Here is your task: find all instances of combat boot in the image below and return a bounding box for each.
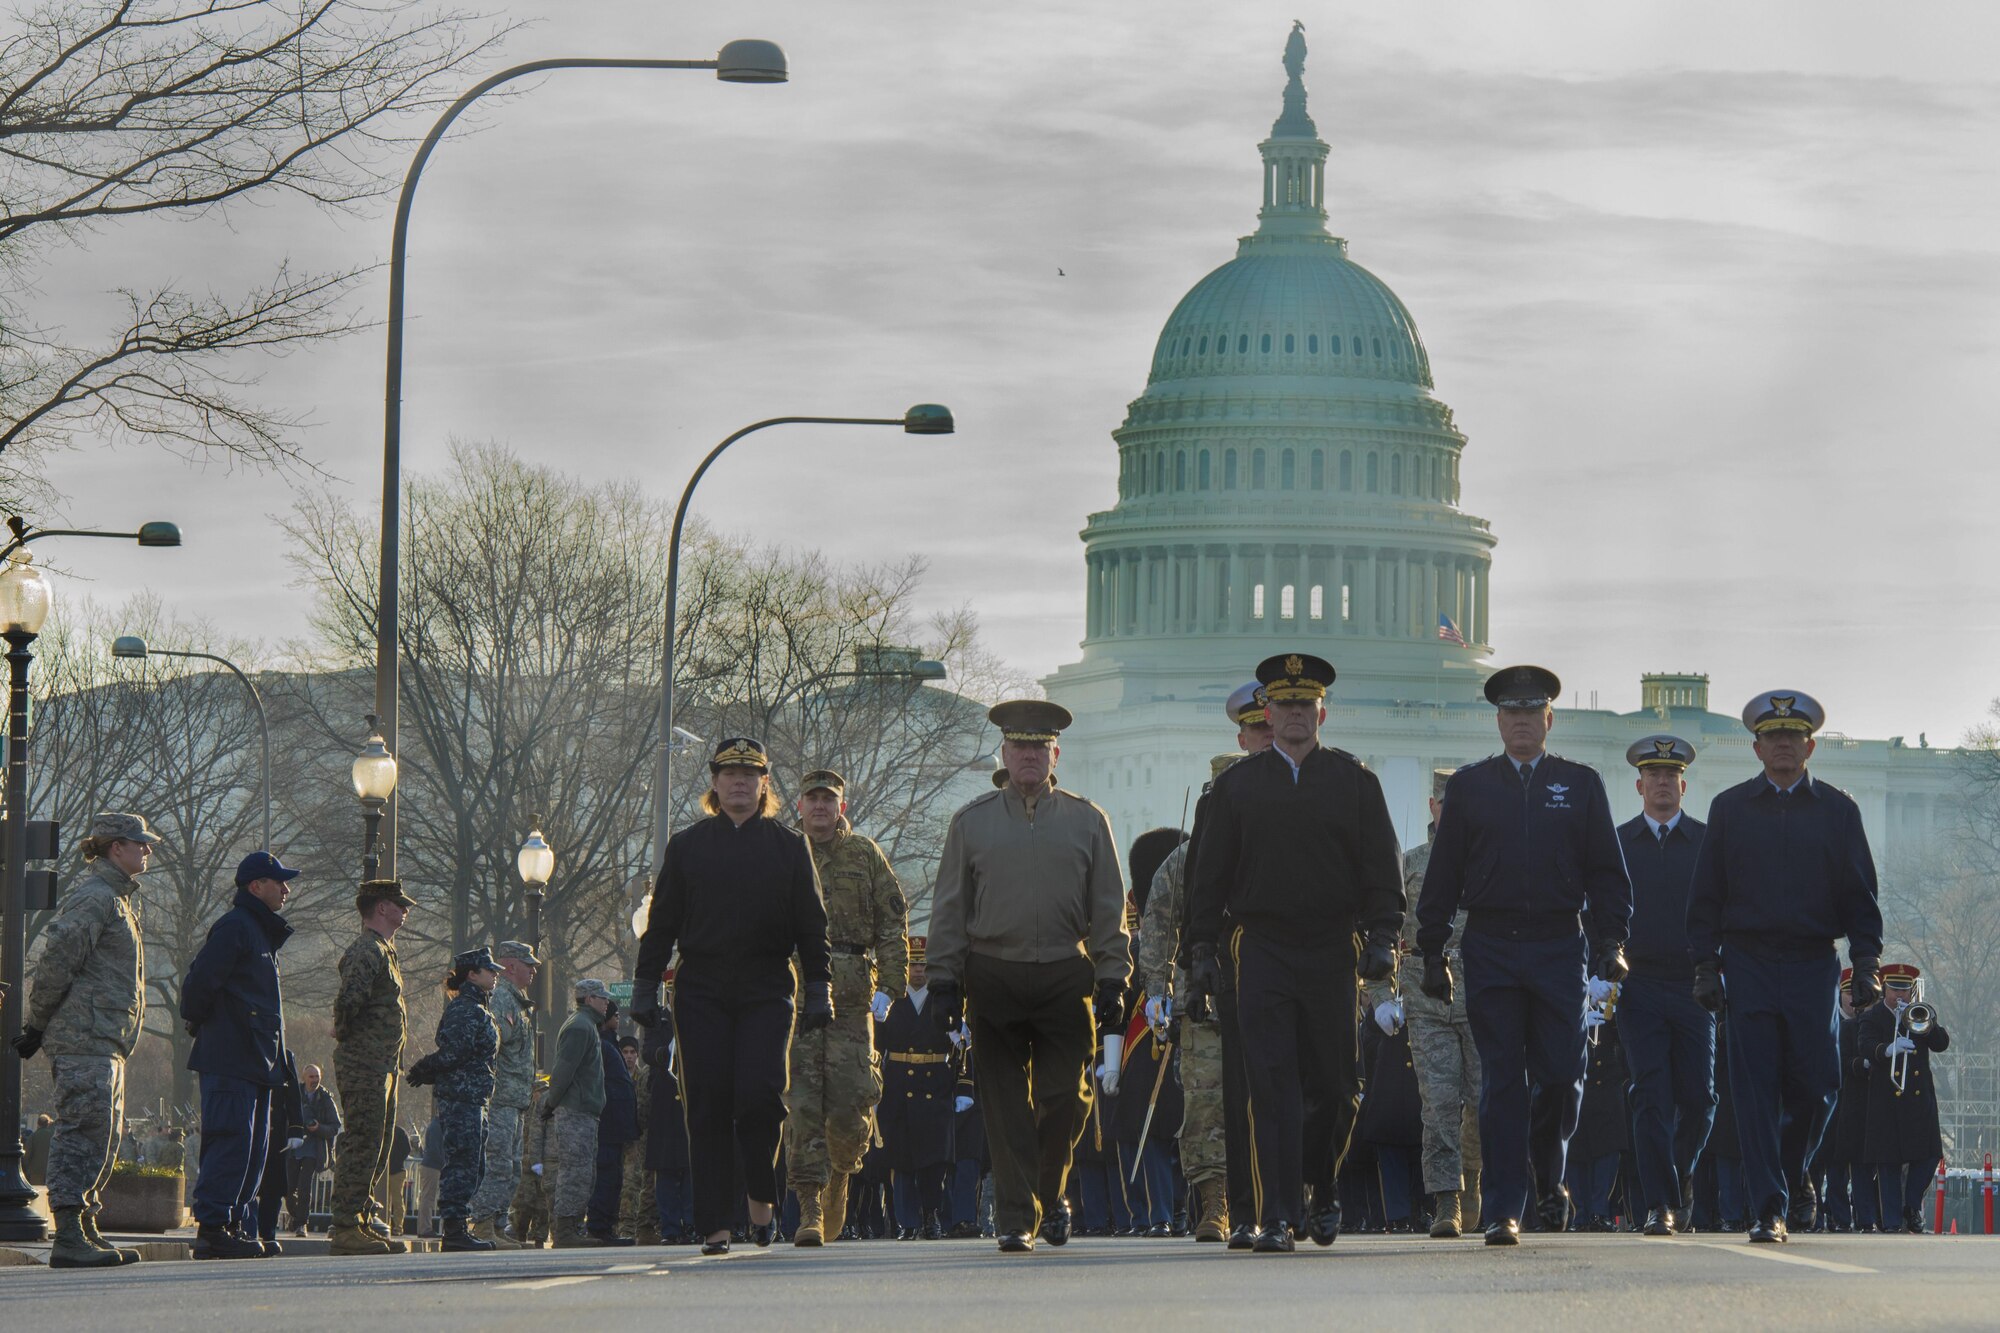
[635,1221,664,1246]
[552,1215,605,1249]
[49,1207,123,1269]
[1193,1178,1229,1242]
[472,1216,520,1250]
[365,1214,409,1252]
[1464,1169,1483,1224]
[794,1187,825,1247]
[823,1172,851,1240]
[78,1210,141,1264]
[192,1222,264,1260]
[1430,1190,1463,1239]
[442,1217,496,1252]
[328,1223,396,1256]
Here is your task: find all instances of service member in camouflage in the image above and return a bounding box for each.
[1364,768,1482,1238]
[616,1035,660,1244]
[328,879,414,1256]
[545,978,611,1248]
[787,768,910,1247]
[13,813,158,1269]
[513,1075,553,1247]
[466,939,539,1247]
[407,947,501,1251]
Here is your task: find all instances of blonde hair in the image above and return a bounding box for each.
[702,779,782,819]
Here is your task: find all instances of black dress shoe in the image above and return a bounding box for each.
[1748,1214,1788,1244]
[1144,1221,1170,1238]
[1902,1207,1925,1235]
[1681,1178,1697,1219]
[1536,1186,1571,1234]
[1484,1219,1521,1246]
[1040,1204,1072,1247]
[1787,1198,1817,1234]
[751,1222,774,1248]
[895,1226,917,1241]
[1227,1221,1260,1251]
[1252,1222,1296,1253]
[1642,1209,1675,1237]
[997,1231,1034,1253]
[1585,1214,1616,1233]
[701,1237,731,1256]
[1307,1206,1342,1247]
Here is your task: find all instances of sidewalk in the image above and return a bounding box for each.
[1,1194,441,1266]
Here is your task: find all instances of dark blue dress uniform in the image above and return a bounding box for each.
[1416,669,1632,1237]
[1613,734,1716,1224]
[1686,690,1883,1238]
[877,992,957,1225]
[1857,971,1949,1229]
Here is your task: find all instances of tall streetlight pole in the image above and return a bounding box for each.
[516,826,554,1069]
[352,718,398,881]
[373,40,790,879]
[110,637,271,850]
[654,406,955,871]
[0,518,179,1242]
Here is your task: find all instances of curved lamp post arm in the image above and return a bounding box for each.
[140,648,271,852]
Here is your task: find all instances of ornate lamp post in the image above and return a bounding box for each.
[516,826,554,1065]
[351,717,398,880]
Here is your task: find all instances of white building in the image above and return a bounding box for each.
[1043,29,1959,862]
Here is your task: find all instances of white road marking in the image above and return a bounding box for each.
[1688,1242,1876,1275]
[494,1275,605,1291]
[600,1264,651,1273]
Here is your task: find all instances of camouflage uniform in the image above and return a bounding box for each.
[1141,842,1225,1185]
[467,972,534,1222]
[618,1051,655,1238]
[786,823,909,1193]
[513,1079,552,1243]
[1364,839,1482,1194]
[545,1003,607,1221]
[419,983,498,1221]
[26,858,145,1217]
[330,927,406,1229]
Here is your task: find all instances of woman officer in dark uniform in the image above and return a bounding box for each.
[629,738,832,1254]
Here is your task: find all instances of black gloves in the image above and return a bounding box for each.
[1692,960,1725,1013]
[929,979,964,1033]
[1420,954,1453,1004]
[1092,980,1126,1034]
[405,1053,440,1087]
[540,1102,555,1122]
[11,1025,43,1060]
[798,986,834,1035]
[1357,929,1397,983]
[1185,943,1221,1020]
[1594,943,1630,984]
[1849,958,1881,1011]
[630,1003,660,1029]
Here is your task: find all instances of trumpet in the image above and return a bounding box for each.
[1889,992,1936,1094]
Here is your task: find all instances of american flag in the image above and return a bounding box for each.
[1437,614,1467,646]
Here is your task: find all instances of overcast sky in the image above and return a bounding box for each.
[25,0,2000,745]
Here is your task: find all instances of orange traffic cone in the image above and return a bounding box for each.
[1949,1220,1958,1234]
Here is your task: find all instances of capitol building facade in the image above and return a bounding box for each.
[1042,30,1960,865]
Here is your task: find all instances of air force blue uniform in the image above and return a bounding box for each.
[1417,752,1632,1228]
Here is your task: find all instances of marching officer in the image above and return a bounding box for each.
[1416,664,1633,1246]
[1687,690,1884,1243]
[1857,964,1949,1233]
[1614,734,1716,1236]
[876,937,957,1240]
[786,768,910,1248]
[1188,653,1406,1253]
[1364,768,1483,1239]
[629,737,832,1255]
[927,700,1130,1254]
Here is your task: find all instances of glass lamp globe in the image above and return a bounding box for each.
[351,729,398,804]
[517,829,555,888]
[0,547,53,636]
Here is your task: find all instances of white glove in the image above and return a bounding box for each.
[871,991,892,1023]
[1587,976,1616,1004]
[1144,995,1171,1029]
[286,1137,305,1153]
[1888,1035,1917,1055]
[949,1024,971,1050]
[1585,1008,1608,1030]
[531,1163,543,1176]
[955,1096,974,1114]
[1373,1000,1403,1035]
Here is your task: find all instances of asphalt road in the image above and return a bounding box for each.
[2,1233,1995,1330]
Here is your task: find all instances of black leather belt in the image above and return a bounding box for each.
[829,943,869,957]
[1465,909,1580,943]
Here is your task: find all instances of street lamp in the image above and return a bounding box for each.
[351,717,398,880]
[516,825,554,1065]
[0,516,178,1243]
[111,636,271,850]
[654,406,956,870]
[370,41,790,881]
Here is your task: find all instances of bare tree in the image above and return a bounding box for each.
[0,0,511,498]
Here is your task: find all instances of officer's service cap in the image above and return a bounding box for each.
[989,699,1072,743]
[453,946,497,974]
[1484,664,1560,710]
[1224,682,1269,727]
[1256,653,1335,702]
[1741,690,1823,736]
[800,768,845,796]
[1431,768,1455,800]
[91,811,161,845]
[1211,752,1245,779]
[709,736,769,772]
[1881,962,1921,988]
[495,940,541,967]
[1627,734,1697,771]
[357,878,415,909]
[907,934,927,962]
[574,978,612,1001]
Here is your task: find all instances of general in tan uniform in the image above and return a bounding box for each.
[787,767,910,1246]
[927,700,1130,1254]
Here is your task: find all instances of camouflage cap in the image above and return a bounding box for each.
[799,768,846,796]
[90,812,161,845]
[494,940,541,967]
[357,878,415,909]
[574,978,612,1001]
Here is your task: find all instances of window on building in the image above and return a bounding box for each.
[1138,454,1148,492]
[1339,450,1352,489]
[1280,584,1295,619]
[1156,450,1167,492]
[1330,335,1342,355]
[1253,583,1266,619]
[1342,584,1352,620]
[1311,585,1324,619]
[1281,449,1295,489]
[1175,451,1187,491]
[1284,333,1295,353]
[1182,337,1191,356]
[1197,335,1208,355]
[1224,451,1238,490]
[1367,453,1379,492]
[1252,450,1266,489]
[1308,334,1319,354]
[1372,337,1383,358]
[1311,451,1325,489]
[1260,333,1272,354]
[1391,453,1403,494]
[1238,334,1249,354]
[1199,450,1211,489]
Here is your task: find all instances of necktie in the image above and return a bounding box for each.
[1657,824,1669,846]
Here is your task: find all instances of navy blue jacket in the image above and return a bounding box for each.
[1618,812,1706,982]
[180,888,293,1086]
[598,1031,639,1145]
[1686,771,1883,964]
[424,985,498,1104]
[1417,752,1632,956]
